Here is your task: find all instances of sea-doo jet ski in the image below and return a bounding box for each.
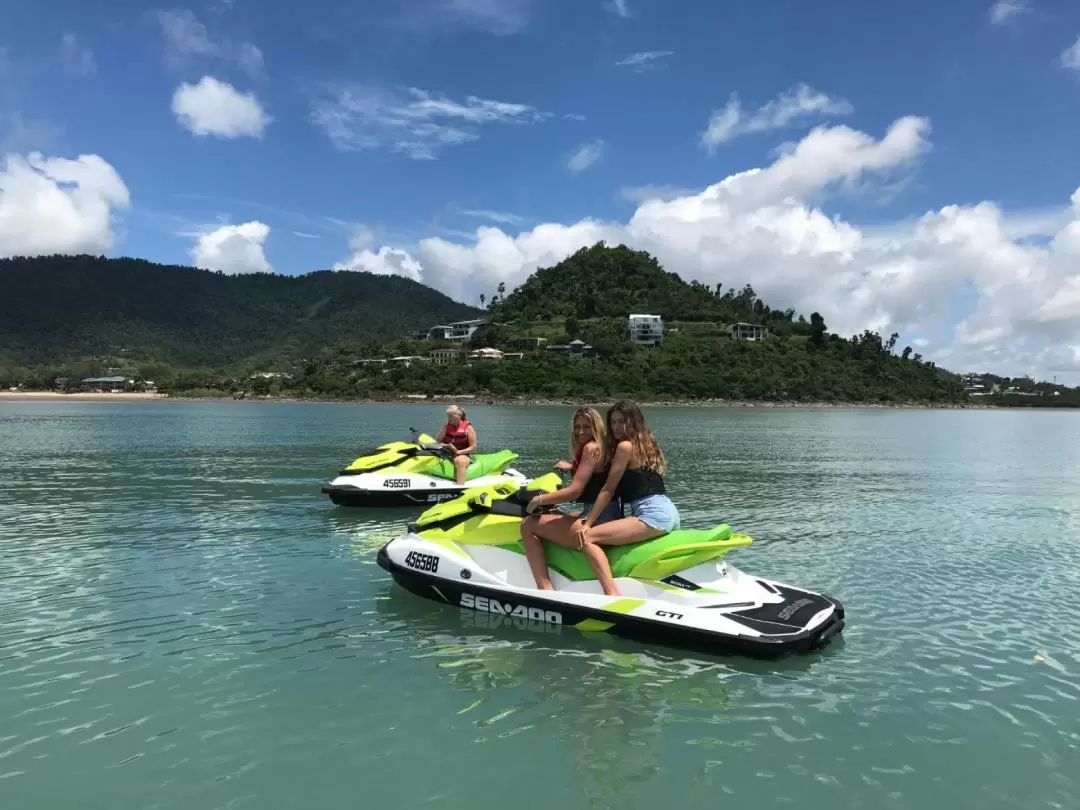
[323,429,529,508]
[376,474,845,658]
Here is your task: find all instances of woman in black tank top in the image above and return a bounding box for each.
[572,400,681,596]
[520,407,622,591]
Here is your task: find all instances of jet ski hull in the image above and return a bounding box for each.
[323,486,463,508]
[323,469,530,508]
[376,535,845,659]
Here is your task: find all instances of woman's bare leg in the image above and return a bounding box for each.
[585,517,664,547]
[532,515,589,548]
[453,454,470,485]
[581,518,666,596]
[521,514,562,590]
[579,543,620,595]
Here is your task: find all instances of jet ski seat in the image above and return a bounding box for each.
[531,525,753,582]
[429,449,520,482]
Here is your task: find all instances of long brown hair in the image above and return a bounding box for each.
[606,400,666,475]
[570,406,607,467]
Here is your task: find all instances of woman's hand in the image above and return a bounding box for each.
[525,496,542,515]
[574,519,591,550]
[553,460,572,473]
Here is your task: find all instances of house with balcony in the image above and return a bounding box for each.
[80,375,133,392]
[546,339,593,358]
[729,322,769,341]
[468,347,503,361]
[628,314,664,346]
[448,319,487,342]
[429,349,462,365]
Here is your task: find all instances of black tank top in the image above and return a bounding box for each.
[615,467,665,502]
[581,469,608,503]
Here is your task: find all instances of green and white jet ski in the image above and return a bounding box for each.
[323,429,528,508]
[376,474,845,658]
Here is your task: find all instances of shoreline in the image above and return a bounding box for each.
[0,390,998,409]
[0,391,169,401]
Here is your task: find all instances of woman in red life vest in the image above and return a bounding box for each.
[519,406,622,590]
[435,404,477,485]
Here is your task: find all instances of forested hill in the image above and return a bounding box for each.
[488,242,805,335]
[0,255,481,366]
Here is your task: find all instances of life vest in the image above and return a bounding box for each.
[444,419,472,451]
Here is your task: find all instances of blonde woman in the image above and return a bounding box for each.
[521,407,622,591]
[572,400,680,596]
[434,405,477,485]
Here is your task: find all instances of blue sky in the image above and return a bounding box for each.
[3,0,1080,379]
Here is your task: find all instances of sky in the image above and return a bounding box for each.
[3,0,1080,382]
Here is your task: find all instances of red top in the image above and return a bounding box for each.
[570,442,587,475]
[444,419,472,451]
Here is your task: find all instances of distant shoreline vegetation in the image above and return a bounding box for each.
[1,245,1077,409]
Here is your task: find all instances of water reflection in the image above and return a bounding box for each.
[375,586,827,808]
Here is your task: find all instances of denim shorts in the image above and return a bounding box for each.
[627,494,680,532]
[580,499,623,525]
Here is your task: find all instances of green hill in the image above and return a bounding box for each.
[0,246,973,405]
[488,242,804,335]
[0,255,481,368]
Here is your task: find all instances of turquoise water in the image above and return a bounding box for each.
[2,401,1079,809]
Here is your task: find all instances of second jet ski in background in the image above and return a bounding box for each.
[322,429,528,508]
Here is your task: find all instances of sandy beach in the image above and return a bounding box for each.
[0,391,169,402]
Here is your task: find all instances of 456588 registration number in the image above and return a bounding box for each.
[405,551,439,573]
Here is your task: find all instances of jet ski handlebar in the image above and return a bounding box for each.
[408,427,456,460]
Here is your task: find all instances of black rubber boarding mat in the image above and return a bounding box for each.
[725,583,838,636]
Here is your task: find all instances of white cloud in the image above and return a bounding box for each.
[605,0,631,18]
[458,208,527,225]
[334,227,423,280]
[191,221,272,274]
[441,0,530,34]
[157,8,263,77]
[567,139,605,174]
[328,114,1080,380]
[989,0,1030,25]
[701,83,854,151]
[1062,37,1080,70]
[310,85,548,159]
[0,112,64,153]
[58,33,96,76]
[619,184,700,204]
[0,151,130,258]
[615,50,673,72]
[172,76,270,138]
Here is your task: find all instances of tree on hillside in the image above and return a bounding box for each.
[810,312,827,348]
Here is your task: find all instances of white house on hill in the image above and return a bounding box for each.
[628,314,664,346]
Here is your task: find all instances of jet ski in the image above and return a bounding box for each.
[322,429,529,508]
[376,474,845,658]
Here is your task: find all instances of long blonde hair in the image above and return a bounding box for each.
[606,400,666,475]
[570,407,607,468]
